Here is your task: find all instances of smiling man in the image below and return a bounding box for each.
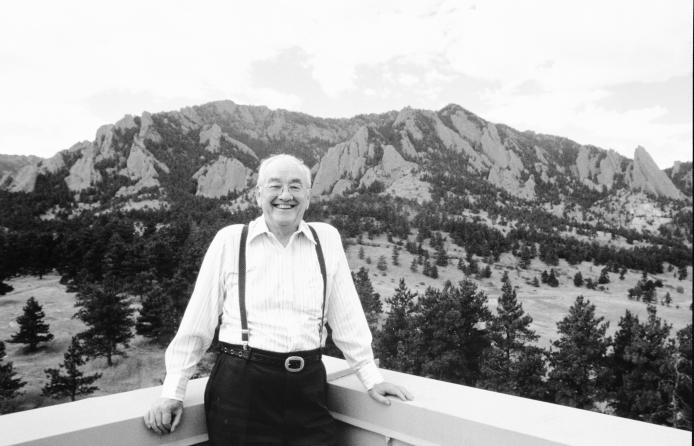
[145,154,412,445]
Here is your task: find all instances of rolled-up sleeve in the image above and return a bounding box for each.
[161,229,228,400]
[325,229,384,390]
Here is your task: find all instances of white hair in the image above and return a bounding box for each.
[256,154,312,188]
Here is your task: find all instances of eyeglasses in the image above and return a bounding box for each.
[261,183,307,194]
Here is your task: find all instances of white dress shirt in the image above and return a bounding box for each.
[162,216,384,400]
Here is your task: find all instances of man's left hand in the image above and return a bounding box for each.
[368,381,414,406]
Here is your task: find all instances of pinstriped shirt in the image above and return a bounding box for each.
[162,216,384,400]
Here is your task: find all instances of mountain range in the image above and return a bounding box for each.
[1,100,691,235]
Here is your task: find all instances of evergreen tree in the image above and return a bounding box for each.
[42,337,101,402]
[531,276,540,287]
[391,245,400,266]
[608,306,676,425]
[678,265,688,281]
[73,283,135,366]
[409,256,418,273]
[457,257,465,272]
[376,279,420,373]
[518,245,532,269]
[358,246,365,260]
[135,284,179,346]
[435,245,448,267]
[674,324,692,430]
[664,292,672,307]
[547,269,559,287]
[417,280,492,385]
[352,267,382,332]
[598,267,610,285]
[7,297,54,352]
[573,271,584,287]
[548,295,610,409]
[430,264,439,279]
[481,278,542,395]
[480,264,492,279]
[619,267,626,280]
[0,341,25,413]
[541,270,549,284]
[376,255,388,272]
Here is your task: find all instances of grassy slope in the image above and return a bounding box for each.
[1,236,691,412]
[346,234,693,349]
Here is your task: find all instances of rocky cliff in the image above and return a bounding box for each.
[1,100,688,224]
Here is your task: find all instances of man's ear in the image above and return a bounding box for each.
[255,186,262,207]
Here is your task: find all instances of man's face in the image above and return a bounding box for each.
[256,159,310,233]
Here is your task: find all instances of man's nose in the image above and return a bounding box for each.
[278,186,293,199]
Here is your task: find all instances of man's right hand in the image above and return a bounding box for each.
[144,397,183,435]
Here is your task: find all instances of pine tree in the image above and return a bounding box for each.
[409,256,418,273]
[674,324,692,430]
[74,283,135,366]
[358,246,365,260]
[619,267,626,280]
[664,292,672,307]
[352,267,382,333]
[430,264,439,279]
[435,245,448,267]
[376,255,388,272]
[7,297,54,352]
[418,280,492,385]
[573,271,584,287]
[42,337,101,402]
[136,284,179,346]
[547,269,559,287]
[678,265,688,281]
[598,267,610,284]
[481,278,542,395]
[548,295,610,409]
[376,279,420,373]
[608,305,676,425]
[531,276,540,287]
[541,270,549,284]
[0,341,25,413]
[391,245,400,266]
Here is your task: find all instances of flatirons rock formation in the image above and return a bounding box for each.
[1,100,689,220]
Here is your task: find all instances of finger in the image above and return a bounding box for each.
[171,407,183,433]
[369,389,391,406]
[162,411,172,430]
[153,409,165,435]
[143,411,152,430]
[402,387,415,401]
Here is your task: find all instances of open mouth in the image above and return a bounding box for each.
[273,203,296,210]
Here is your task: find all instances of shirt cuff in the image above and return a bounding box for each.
[355,360,384,390]
[161,373,187,401]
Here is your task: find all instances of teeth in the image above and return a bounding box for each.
[275,204,293,209]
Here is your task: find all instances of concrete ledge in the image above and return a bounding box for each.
[0,356,690,446]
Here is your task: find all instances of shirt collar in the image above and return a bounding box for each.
[248,216,316,245]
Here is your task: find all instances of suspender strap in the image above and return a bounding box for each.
[238,224,249,350]
[237,223,327,351]
[308,225,327,349]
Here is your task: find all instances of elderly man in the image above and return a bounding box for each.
[145,154,412,445]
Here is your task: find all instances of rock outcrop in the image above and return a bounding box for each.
[629,146,683,199]
[192,156,251,198]
[115,139,170,197]
[312,127,372,195]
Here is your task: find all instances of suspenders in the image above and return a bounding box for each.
[237,224,327,351]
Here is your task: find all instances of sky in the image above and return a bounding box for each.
[0,0,691,169]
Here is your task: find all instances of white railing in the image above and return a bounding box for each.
[0,356,690,446]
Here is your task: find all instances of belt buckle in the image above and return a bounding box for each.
[284,356,305,372]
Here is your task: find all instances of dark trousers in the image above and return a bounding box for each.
[204,352,337,446]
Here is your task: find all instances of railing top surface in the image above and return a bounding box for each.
[0,356,690,446]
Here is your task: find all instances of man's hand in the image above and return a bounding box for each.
[368,381,414,406]
[144,397,183,435]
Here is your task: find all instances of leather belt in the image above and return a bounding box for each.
[219,342,321,373]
